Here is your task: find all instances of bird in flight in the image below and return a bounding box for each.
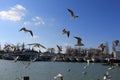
[98,43,106,52]
[57,45,62,53]
[113,40,119,46]
[28,43,46,49]
[19,27,33,37]
[67,8,78,19]
[74,36,84,46]
[61,29,70,38]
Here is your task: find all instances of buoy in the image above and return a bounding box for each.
[23,76,29,80]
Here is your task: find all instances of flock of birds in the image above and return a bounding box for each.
[19,8,119,53]
[53,64,112,80]
[52,9,120,80]
[19,8,84,53]
[17,8,120,80]
[98,39,119,53]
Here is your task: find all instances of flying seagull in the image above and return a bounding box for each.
[19,27,33,37]
[74,36,84,46]
[28,43,46,49]
[113,40,119,46]
[67,8,78,19]
[98,43,106,52]
[13,56,19,62]
[61,29,70,38]
[57,45,62,53]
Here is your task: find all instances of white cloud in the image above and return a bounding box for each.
[11,4,25,11]
[24,16,45,26]
[23,21,30,25]
[32,16,45,25]
[0,4,26,21]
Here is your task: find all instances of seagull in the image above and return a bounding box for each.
[19,27,33,37]
[61,29,70,38]
[13,56,19,62]
[74,36,84,46]
[67,8,78,19]
[28,43,46,49]
[54,74,63,80]
[108,66,114,70]
[98,43,106,52]
[113,40,119,46]
[57,45,62,53]
[103,71,111,80]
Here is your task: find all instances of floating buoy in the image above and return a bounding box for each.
[23,76,29,80]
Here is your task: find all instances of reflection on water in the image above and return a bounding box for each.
[0,60,120,80]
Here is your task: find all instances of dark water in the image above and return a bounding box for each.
[0,60,120,80]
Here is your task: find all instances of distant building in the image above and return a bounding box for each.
[112,43,120,60]
[116,51,120,60]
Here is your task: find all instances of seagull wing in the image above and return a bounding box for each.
[57,45,62,51]
[74,36,82,45]
[67,31,70,38]
[98,43,103,48]
[114,40,119,46]
[39,44,46,49]
[19,27,26,31]
[67,8,74,17]
[62,29,66,34]
[29,30,33,37]
[74,36,81,41]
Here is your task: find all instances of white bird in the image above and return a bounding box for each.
[86,59,90,66]
[61,29,70,38]
[57,45,62,52]
[28,43,46,49]
[67,8,78,19]
[13,56,19,62]
[108,65,114,70]
[19,27,33,37]
[98,43,106,52]
[113,40,119,46]
[74,36,84,46]
[103,71,111,80]
[54,74,63,80]
[30,57,37,62]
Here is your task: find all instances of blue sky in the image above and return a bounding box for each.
[0,0,120,52]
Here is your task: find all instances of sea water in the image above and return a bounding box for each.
[0,60,120,80]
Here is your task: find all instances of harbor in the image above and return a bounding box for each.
[0,42,120,64]
[0,0,120,80]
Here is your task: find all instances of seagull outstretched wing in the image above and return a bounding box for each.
[67,8,78,19]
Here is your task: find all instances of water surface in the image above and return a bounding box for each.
[0,60,120,80]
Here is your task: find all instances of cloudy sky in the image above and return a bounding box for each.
[0,0,120,52]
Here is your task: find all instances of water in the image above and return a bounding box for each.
[0,60,120,80]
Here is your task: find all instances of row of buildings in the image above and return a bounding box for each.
[0,42,119,62]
